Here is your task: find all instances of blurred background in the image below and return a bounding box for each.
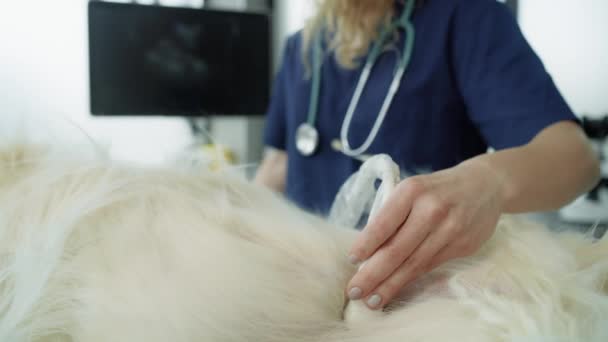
[0,0,317,166]
[0,0,607,223]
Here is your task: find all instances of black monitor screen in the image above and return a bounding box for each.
[88,1,271,116]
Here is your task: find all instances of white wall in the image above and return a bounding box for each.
[0,0,272,166]
[273,0,316,71]
[0,0,315,166]
[519,0,608,117]
[0,0,194,165]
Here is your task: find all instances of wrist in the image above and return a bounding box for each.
[459,154,512,212]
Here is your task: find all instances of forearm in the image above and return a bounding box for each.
[254,148,287,193]
[463,121,600,213]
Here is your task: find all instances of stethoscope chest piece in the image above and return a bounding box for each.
[295,123,319,156]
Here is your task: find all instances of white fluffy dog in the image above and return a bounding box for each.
[1,142,607,342]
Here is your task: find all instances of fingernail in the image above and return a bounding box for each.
[367,294,382,308]
[348,254,360,265]
[348,287,363,300]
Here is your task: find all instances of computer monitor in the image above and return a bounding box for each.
[88,1,271,116]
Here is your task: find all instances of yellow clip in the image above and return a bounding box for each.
[200,144,236,171]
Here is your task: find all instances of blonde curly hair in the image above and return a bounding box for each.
[302,0,400,71]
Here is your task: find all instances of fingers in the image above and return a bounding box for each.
[346,208,431,302]
[365,223,476,309]
[346,192,450,305]
[425,244,451,272]
[348,178,425,263]
[359,224,452,309]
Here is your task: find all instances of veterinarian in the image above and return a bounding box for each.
[255,0,600,310]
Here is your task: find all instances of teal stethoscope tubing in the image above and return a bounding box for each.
[302,0,416,157]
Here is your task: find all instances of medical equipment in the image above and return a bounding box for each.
[330,139,372,163]
[296,0,416,157]
[329,154,400,321]
[88,1,271,116]
[559,115,608,223]
[329,154,400,230]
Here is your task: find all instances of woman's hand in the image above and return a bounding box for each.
[345,158,506,309]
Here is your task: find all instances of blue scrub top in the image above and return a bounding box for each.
[263,0,577,216]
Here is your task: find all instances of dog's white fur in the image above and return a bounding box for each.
[1,142,608,342]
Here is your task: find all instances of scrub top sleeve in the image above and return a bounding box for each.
[451,0,578,150]
[263,35,296,151]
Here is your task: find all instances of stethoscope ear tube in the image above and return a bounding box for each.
[340,4,416,157]
[296,0,417,158]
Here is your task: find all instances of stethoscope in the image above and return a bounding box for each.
[295,0,416,158]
